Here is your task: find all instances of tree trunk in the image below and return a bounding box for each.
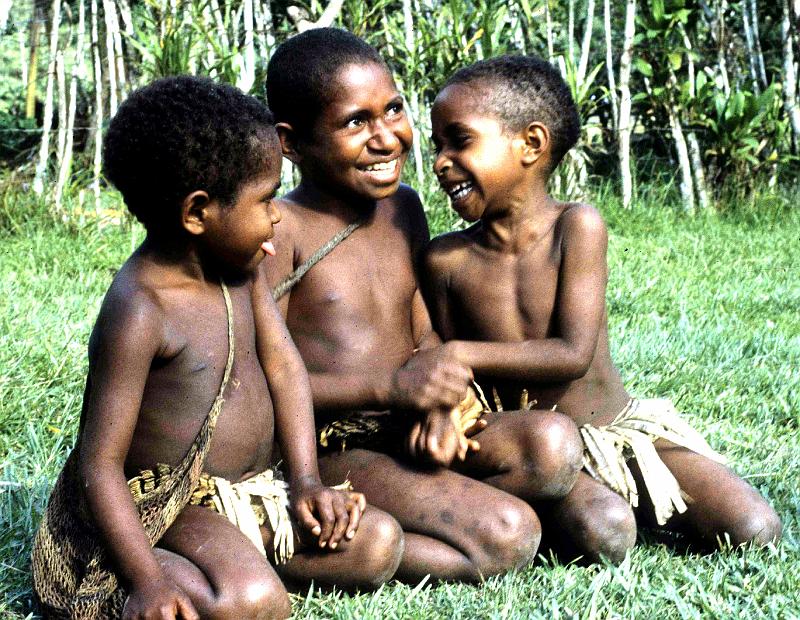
[55,50,66,176]
[741,0,761,94]
[91,0,103,212]
[715,0,731,96]
[666,103,694,212]
[748,0,767,89]
[237,0,255,92]
[603,0,618,132]
[577,0,595,84]
[782,0,800,151]
[25,1,45,119]
[402,0,425,189]
[618,0,635,209]
[55,0,85,213]
[102,0,117,116]
[545,0,554,62]
[33,0,61,195]
[680,25,710,210]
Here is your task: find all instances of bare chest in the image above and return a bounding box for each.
[450,243,561,341]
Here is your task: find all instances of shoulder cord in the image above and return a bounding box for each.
[271,217,365,301]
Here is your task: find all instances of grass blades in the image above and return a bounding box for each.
[1,187,798,618]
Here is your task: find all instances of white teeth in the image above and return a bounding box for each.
[447,182,473,200]
[363,159,397,172]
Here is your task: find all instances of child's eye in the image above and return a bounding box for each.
[346,116,366,129]
[386,102,404,118]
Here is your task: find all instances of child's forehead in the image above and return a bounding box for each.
[324,61,398,108]
[432,83,501,127]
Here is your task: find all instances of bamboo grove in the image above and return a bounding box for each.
[1,0,798,217]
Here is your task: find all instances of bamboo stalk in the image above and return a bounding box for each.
[91,0,103,213]
[680,26,709,210]
[781,0,800,150]
[25,1,43,119]
[102,0,117,116]
[402,0,425,189]
[237,0,255,91]
[603,0,618,132]
[33,0,62,195]
[55,0,85,214]
[545,0,554,63]
[741,0,760,94]
[577,0,595,84]
[618,0,635,209]
[55,50,66,176]
[748,0,767,89]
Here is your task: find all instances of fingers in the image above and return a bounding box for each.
[294,500,322,538]
[176,594,199,620]
[345,492,365,539]
[314,495,336,548]
[327,492,350,549]
[407,421,422,461]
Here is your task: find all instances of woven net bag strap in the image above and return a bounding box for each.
[134,279,236,543]
[271,216,365,301]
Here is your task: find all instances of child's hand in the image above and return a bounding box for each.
[390,346,472,412]
[407,407,480,467]
[291,478,366,550]
[122,576,198,620]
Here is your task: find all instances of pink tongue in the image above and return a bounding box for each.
[261,240,276,256]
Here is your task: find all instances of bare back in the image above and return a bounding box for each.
[425,202,629,426]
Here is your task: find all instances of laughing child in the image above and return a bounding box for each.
[31,76,402,619]
[423,55,781,563]
[263,28,586,582]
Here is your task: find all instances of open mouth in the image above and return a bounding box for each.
[446,181,474,202]
[358,158,400,182]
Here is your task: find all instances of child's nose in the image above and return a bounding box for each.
[269,201,281,224]
[434,152,451,178]
[369,120,400,151]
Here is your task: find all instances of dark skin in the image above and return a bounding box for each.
[78,147,402,620]
[423,80,782,564]
[265,61,581,581]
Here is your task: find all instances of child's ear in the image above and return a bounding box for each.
[520,122,550,166]
[276,122,302,164]
[181,190,213,235]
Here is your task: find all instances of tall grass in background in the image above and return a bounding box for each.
[1,178,798,618]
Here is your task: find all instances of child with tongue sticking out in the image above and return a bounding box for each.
[31,75,403,620]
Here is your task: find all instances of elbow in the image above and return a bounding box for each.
[562,349,593,380]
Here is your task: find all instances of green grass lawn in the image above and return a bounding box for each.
[1,189,798,618]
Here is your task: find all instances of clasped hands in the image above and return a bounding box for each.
[391,344,487,468]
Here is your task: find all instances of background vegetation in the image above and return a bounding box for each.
[1,0,799,618]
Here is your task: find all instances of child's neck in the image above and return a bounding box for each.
[480,183,558,254]
[140,232,220,284]
[294,178,378,222]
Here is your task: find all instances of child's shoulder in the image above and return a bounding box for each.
[555,202,608,246]
[424,222,482,273]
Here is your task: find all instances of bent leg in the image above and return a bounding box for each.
[156,504,291,620]
[654,445,782,546]
[278,506,404,591]
[319,449,541,582]
[455,410,583,502]
[538,471,637,565]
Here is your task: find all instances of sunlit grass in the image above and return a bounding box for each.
[1,186,798,618]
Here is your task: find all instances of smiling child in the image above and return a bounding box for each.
[423,55,781,563]
[263,29,587,582]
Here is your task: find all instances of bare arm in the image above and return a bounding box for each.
[431,206,608,382]
[252,269,363,547]
[79,290,196,618]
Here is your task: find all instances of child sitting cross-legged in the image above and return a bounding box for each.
[423,55,782,564]
[31,76,403,620]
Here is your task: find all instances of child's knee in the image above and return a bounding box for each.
[350,510,404,588]
[573,494,636,564]
[728,502,782,547]
[472,498,541,576]
[521,412,583,499]
[213,571,290,620]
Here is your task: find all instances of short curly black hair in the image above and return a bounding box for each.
[444,55,580,171]
[266,28,385,136]
[103,75,278,231]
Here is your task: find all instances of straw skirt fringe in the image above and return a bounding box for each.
[580,398,726,525]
